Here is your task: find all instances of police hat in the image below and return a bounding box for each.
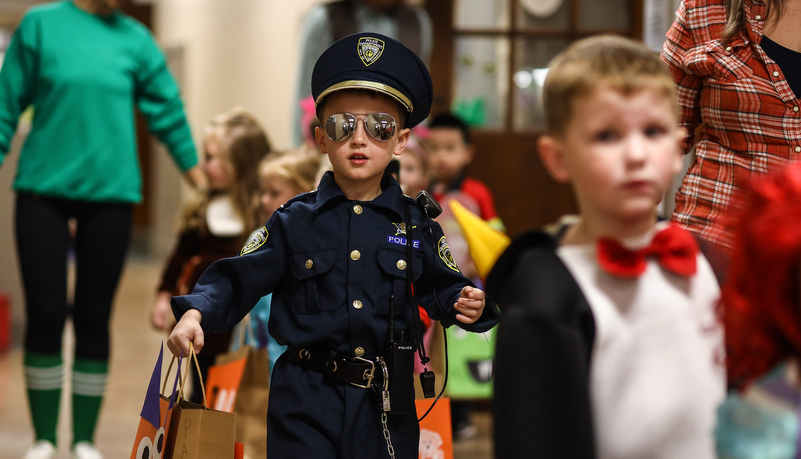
[311,32,433,128]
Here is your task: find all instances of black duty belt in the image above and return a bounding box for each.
[287,345,387,389]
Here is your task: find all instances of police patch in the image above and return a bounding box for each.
[393,222,417,236]
[438,236,460,273]
[240,227,268,256]
[357,37,385,66]
[387,235,420,249]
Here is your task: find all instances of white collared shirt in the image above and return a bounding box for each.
[557,224,725,459]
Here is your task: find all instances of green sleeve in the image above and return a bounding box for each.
[0,14,38,165]
[134,32,197,171]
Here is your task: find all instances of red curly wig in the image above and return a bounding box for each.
[722,163,801,386]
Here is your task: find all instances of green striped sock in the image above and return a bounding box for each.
[24,351,63,445]
[72,357,108,445]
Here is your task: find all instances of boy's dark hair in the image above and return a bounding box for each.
[427,113,471,145]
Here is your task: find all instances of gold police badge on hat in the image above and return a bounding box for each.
[241,227,268,256]
[357,37,385,66]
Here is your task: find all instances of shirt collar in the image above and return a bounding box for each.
[313,171,406,217]
[743,0,767,39]
[313,171,345,210]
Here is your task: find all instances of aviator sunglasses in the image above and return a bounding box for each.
[324,112,397,142]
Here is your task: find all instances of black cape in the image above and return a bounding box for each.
[485,230,597,459]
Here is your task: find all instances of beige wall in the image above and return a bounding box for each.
[149,0,320,256]
[153,0,318,150]
[0,123,25,344]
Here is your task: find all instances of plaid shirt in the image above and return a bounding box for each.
[662,0,801,249]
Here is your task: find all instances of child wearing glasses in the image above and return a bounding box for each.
[167,32,498,458]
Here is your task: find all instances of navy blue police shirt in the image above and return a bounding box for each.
[172,171,499,359]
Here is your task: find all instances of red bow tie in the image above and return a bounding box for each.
[596,224,699,278]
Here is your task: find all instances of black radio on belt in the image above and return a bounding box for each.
[386,295,415,415]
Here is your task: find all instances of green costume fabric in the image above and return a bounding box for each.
[71,357,108,445]
[0,0,197,203]
[24,352,63,444]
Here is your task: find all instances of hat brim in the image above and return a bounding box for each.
[315,79,414,115]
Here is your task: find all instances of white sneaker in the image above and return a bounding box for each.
[71,442,103,459]
[22,441,56,459]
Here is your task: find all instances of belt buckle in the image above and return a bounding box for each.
[350,356,376,389]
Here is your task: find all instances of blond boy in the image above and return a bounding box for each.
[486,35,725,459]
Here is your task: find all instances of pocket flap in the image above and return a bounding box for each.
[290,248,336,280]
[378,245,423,281]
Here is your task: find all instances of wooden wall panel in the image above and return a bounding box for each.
[466,132,576,237]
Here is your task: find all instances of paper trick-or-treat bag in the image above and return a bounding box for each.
[206,315,270,459]
[417,397,454,459]
[131,343,181,459]
[164,343,237,459]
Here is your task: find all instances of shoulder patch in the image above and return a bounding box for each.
[438,236,461,273]
[241,227,268,256]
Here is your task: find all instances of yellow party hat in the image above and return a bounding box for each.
[449,199,511,282]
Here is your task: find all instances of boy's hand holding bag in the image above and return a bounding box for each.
[164,342,238,459]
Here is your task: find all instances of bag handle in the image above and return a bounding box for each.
[235,314,255,350]
[160,355,179,396]
[177,342,207,407]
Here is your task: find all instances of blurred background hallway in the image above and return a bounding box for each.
[0,1,683,457]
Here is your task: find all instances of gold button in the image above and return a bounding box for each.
[354,347,365,357]
[725,46,732,52]
[795,146,801,153]
[350,250,361,261]
[794,106,800,113]
[773,71,780,77]
[305,259,313,269]
[353,204,363,215]
[396,259,407,270]
[352,300,363,309]
[755,14,762,20]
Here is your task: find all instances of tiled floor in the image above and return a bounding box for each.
[0,258,494,458]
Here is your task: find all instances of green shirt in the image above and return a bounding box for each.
[0,1,197,203]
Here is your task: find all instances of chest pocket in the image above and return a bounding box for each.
[705,36,754,83]
[377,245,425,316]
[290,247,339,314]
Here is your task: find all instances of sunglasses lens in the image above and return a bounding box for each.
[325,113,396,141]
[326,114,356,141]
[365,113,396,141]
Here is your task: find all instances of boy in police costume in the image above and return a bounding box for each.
[167,32,498,458]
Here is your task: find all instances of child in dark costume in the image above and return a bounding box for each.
[487,35,725,459]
